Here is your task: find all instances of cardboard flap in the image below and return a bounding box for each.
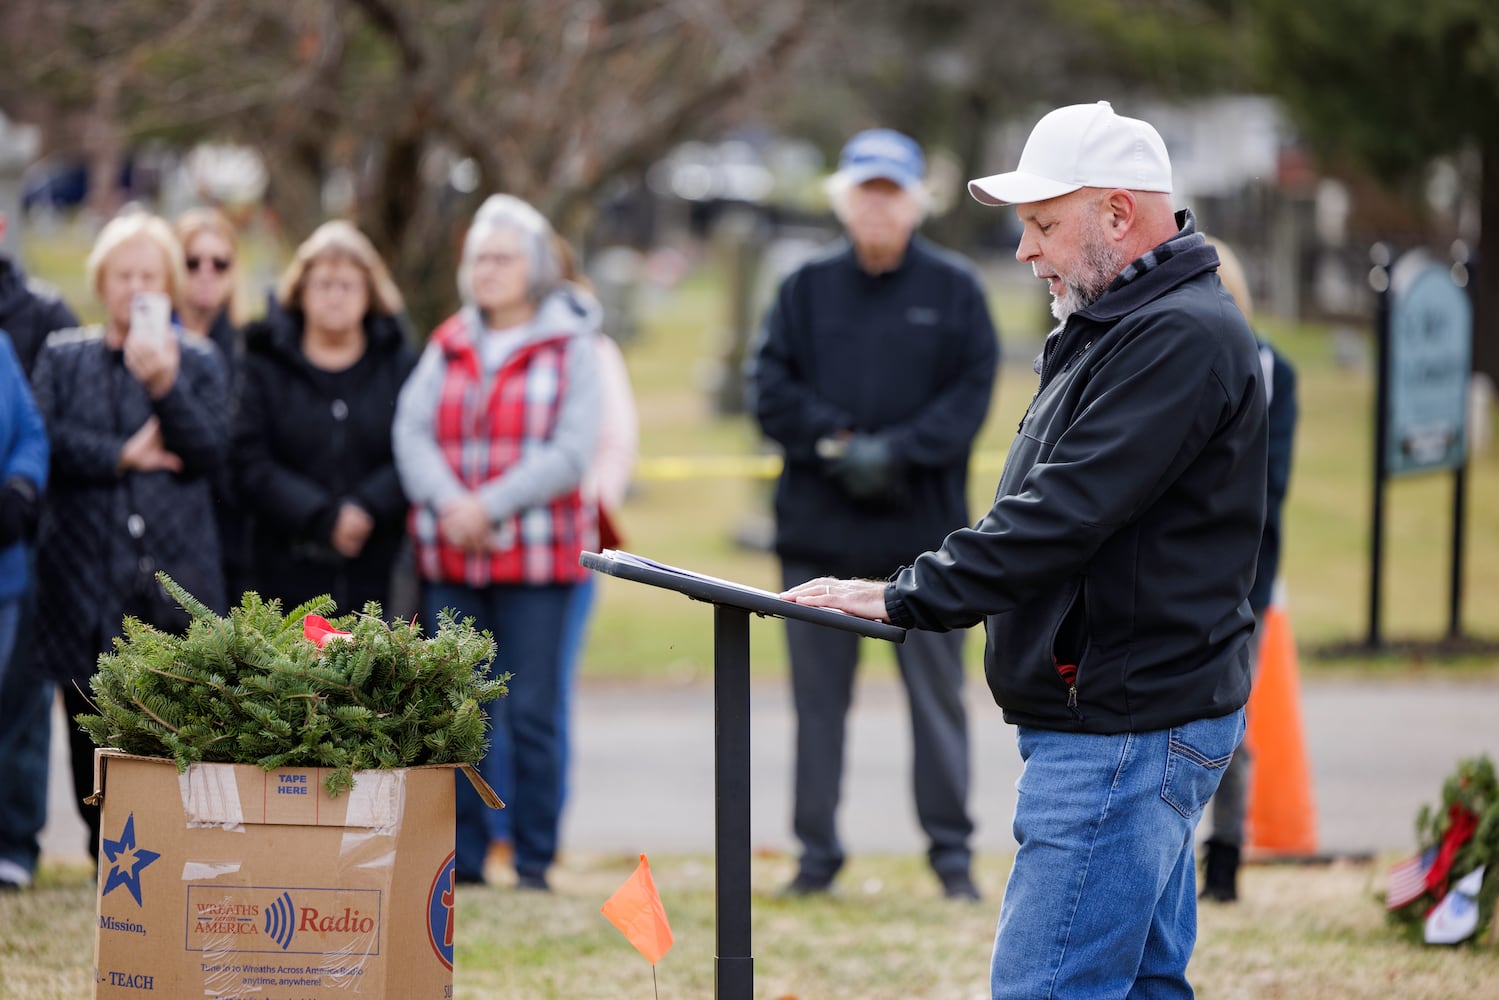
[86,747,111,806]
[459,762,505,809]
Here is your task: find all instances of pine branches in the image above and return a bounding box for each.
[77,572,506,797]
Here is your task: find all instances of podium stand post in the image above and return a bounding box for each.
[578,551,902,997]
[713,605,753,999]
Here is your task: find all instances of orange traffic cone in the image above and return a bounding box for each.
[1244,596,1318,856]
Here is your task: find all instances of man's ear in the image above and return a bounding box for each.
[1100,189,1136,237]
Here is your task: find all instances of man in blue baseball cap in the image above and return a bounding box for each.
[749,129,1000,900]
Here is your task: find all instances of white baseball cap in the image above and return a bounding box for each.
[967,101,1173,207]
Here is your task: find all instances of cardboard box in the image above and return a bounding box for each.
[90,750,500,999]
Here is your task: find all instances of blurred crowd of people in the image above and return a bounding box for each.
[0,194,638,895]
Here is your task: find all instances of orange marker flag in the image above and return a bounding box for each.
[601,854,674,965]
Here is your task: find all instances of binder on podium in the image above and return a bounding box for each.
[580,550,906,998]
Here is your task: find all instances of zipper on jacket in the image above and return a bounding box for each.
[1050,579,1088,721]
[1053,657,1082,720]
[1059,341,1092,376]
[1019,337,1092,433]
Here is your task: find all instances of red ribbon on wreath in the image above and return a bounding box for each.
[1423,802,1479,901]
[304,614,352,649]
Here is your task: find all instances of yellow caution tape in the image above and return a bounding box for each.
[634,452,1009,481]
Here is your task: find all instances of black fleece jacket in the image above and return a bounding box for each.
[233,308,417,613]
[886,218,1266,734]
[750,235,999,578]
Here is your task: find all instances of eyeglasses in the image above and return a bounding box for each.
[305,278,365,297]
[186,255,233,274]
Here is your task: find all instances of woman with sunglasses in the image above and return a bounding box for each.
[174,207,251,600]
[233,221,417,617]
[173,208,244,382]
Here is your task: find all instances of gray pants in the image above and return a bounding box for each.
[782,561,975,881]
[1207,615,1264,847]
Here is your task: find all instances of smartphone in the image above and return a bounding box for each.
[129,291,173,348]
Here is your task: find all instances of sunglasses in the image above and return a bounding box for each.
[186,255,233,274]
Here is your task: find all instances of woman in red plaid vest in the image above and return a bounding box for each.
[393,195,601,891]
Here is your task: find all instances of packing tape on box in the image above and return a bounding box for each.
[178,765,405,833]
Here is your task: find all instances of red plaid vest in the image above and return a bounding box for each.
[409,312,594,585]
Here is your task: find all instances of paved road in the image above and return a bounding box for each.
[42,675,1499,864]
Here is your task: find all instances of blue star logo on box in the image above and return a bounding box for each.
[101,813,161,907]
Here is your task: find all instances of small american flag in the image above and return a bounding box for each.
[1386,848,1437,910]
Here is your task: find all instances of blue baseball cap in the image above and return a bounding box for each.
[835,129,925,190]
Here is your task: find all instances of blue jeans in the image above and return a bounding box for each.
[0,571,52,884]
[483,572,596,844]
[0,599,18,688]
[426,581,574,880]
[991,710,1244,1000]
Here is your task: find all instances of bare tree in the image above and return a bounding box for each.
[0,0,808,327]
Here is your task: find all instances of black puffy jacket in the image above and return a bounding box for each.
[887,217,1267,734]
[233,308,417,614]
[31,326,229,685]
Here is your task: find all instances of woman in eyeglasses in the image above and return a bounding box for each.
[392,194,601,892]
[232,221,417,616]
[173,208,244,382]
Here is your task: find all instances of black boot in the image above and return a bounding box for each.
[1200,839,1240,903]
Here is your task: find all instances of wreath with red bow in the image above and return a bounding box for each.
[1385,755,1498,945]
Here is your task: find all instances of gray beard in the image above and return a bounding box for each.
[1050,229,1126,322]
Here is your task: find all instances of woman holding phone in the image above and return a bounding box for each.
[29,209,229,861]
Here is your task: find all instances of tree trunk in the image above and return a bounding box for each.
[84,73,124,220]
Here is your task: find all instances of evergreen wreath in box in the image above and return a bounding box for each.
[1385,754,1498,945]
[77,572,507,797]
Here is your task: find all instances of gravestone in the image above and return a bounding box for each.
[0,112,41,255]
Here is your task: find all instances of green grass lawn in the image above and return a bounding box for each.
[4,855,1496,999]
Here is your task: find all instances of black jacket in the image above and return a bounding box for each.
[886,219,1266,734]
[0,257,79,375]
[1250,341,1297,613]
[750,236,999,578]
[233,309,417,614]
[30,326,229,686]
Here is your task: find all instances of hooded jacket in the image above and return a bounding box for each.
[0,257,79,375]
[886,213,1267,734]
[392,287,602,587]
[233,307,418,613]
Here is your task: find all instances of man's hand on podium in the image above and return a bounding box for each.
[780,577,889,623]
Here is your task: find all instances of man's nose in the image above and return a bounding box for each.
[1015,233,1038,264]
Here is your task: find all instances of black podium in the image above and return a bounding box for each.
[580,550,905,999]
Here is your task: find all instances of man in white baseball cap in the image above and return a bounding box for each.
[968,100,1173,207]
[781,102,1267,999]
